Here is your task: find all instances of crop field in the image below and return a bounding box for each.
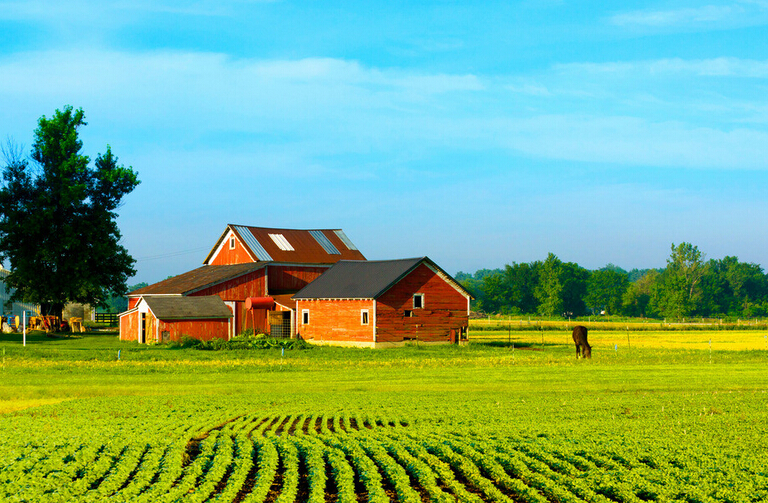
[0,330,767,502]
[470,328,768,352]
[469,318,768,332]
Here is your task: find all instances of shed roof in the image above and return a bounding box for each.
[204,225,366,265]
[130,263,265,296]
[292,257,472,300]
[272,294,297,311]
[143,295,233,320]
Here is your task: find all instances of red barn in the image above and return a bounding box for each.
[293,257,473,348]
[119,225,365,343]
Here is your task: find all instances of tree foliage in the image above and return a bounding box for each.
[650,243,707,319]
[585,268,629,315]
[535,253,564,316]
[464,243,768,319]
[0,106,139,317]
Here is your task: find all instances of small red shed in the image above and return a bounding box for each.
[119,295,233,343]
[293,257,473,348]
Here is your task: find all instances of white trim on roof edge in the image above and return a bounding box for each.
[206,227,256,265]
[127,293,184,298]
[423,262,473,301]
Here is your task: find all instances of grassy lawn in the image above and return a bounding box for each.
[1,330,766,501]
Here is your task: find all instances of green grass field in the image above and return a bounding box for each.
[1,330,766,502]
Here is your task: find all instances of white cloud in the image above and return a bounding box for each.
[505,84,551,96]
[554,57,768,78]
[1,49,767,173]
[0,0,275,21]
[611,5,740,27]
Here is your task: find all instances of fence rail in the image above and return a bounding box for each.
[95,313,119,325]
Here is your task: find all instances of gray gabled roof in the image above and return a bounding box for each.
[292,257,472,300]
[143,295,233,320]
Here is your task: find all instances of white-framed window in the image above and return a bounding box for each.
[229,236,236,249]
[361,309,369,325]
[302,309,310,325]
[413,293,424,309]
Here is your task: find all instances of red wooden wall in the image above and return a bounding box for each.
[120,311,138,341]
[376,264,469,343]
[158,319,231,342]
[191,269,266,335]
[267,266,329,293]
[296,299,374,343]
[209,235,254,265]
[193,269,267,300]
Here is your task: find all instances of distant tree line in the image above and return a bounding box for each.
[456,243,768,320]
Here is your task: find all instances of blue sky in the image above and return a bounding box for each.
[1,1,767,284]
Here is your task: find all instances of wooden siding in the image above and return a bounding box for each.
[375,263,469,343]
[128,298,140,310]
[267,265,329,293]
[192,269,267,300]
[190,269,266,336]
[120,311,138,341]
[209,235,254,265]
[296,299,374,343]
[157,319,231,342]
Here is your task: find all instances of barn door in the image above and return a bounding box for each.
[225,301,236,340]
[139,313,146,344]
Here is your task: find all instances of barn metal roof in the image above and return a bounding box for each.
[204,225,366,265]
[292,257,472,300]
[232,225,272,261]
[130,263,265,296]
[143,295,233,320]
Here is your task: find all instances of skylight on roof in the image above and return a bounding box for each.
[269,233,294,251]
[333,230,358,251]
[310,230,340,255]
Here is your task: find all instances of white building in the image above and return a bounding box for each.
[0,266,38,318]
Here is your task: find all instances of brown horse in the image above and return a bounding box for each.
[572,325,591,359]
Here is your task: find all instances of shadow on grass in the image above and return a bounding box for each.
[0,330,119,345]
[471,340,547,351]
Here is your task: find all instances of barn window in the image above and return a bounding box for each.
[302,309,309,325]
[413,294,424,309]
[361,309,369,325]
[404,310,412,317]
[229,236,236,249]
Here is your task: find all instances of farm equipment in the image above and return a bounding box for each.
[29,315,60,333]
[69,317,86,333]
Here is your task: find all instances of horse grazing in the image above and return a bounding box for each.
[572,325,591,359]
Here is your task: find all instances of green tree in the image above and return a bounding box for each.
[478,271,506,313]
[457,268,500,311]
[650,242,707,319]
[535,253,564,316]
[0,106,140,319]
[503,261,541,314]
[560,261,589,316]
[585,268,629,315]
[621,269,659,317]
[700,256,768,317]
